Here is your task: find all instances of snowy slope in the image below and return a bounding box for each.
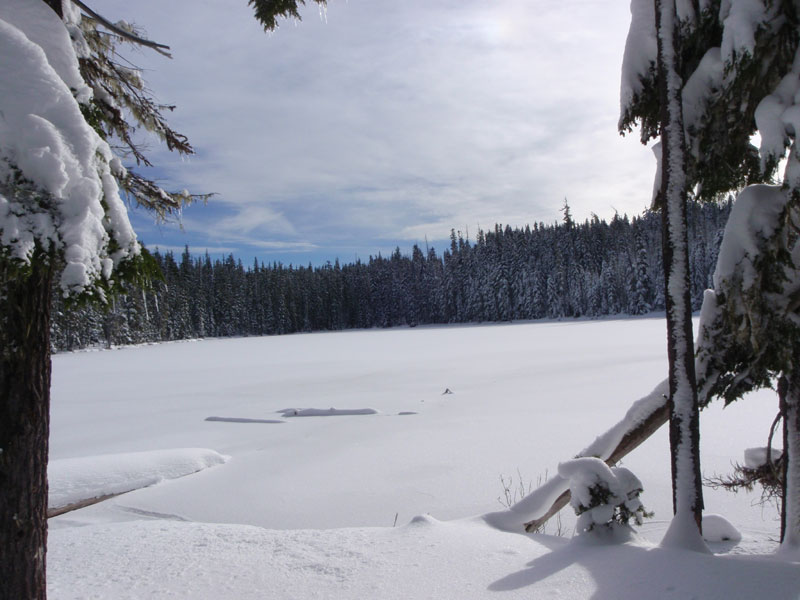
[47,517,799,600]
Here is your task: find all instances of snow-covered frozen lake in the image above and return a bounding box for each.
[47,317,796,598]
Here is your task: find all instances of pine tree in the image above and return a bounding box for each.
[620,0,708,547]
[629,230,653,315]
[622,0,800,549]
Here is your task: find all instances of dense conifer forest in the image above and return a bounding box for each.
[51,201,731,351]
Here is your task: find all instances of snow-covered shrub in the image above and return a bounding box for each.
[558,457,651,535]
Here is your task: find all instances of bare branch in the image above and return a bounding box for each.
[71,0,172,56]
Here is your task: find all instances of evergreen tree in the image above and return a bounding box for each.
[620,0,711,545]
[621,0,800,548]
[629,230,653,315]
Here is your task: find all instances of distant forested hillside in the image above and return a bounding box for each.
[51,201,730,350]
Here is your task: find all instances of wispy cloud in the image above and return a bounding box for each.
[95,0,655,264]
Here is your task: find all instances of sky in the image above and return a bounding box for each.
[89,0,656,266]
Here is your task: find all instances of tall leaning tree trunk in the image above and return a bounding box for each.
[782,366,800,550]
[654,0,705,547]
[0,252,55,600]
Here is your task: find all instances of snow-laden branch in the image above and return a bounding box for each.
[0,1,138,295]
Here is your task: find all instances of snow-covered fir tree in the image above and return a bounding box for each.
[621,0,800,551]
[51,204,731,350]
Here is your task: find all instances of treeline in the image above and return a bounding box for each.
[51,201,731,350]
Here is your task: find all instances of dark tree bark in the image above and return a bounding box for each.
[0,252,55,600]
[655,0,704,533]
[42,0,63,19]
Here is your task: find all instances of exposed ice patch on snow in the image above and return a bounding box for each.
[205,416,285,424]
[49,448,228,510]
[702,514,742,543]
[398,411,418,416]
[278,407,379,417]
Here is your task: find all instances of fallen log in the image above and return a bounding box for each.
[47,491,124,519]
[482,379,670,533]
[524,386,670,531]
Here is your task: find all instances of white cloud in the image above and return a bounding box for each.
[92,0,656,260]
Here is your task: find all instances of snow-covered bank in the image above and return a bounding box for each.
[48,517,798,600]
[48,448,228,511]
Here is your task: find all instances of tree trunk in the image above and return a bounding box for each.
[782,367,800,548]
[0,252,55,600]
[655,0,705,539]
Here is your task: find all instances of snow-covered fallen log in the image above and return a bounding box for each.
[484,379,669,532]
[278,407,378,417]
[48,448,228,516]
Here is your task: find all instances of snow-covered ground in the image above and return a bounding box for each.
[47,317,798,598]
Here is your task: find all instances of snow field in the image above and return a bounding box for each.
[46,516,800,600]
[47,318,796,597]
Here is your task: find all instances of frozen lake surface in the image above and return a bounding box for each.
[47,318,796,598]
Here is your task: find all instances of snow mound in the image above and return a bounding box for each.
[49,448,228,509]
[744,447,783,469]
[205,416,285,424]
[702,514,742,543]
[47,518,800,600]
[409,514,439,526]
[278,407,378,417]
